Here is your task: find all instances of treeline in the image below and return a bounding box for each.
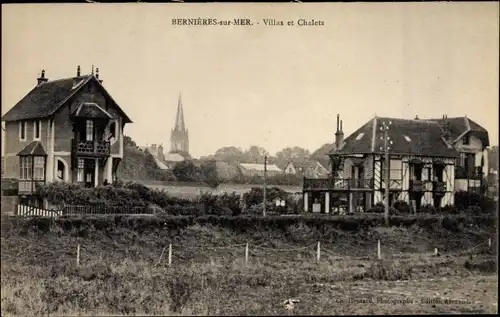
[171,160,303,187]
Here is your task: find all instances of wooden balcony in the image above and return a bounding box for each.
[303,178,373,191]
[409,180,424,192]
[72,139,110,157]
[433,181,447,192]
[18,180,45,195]
[455,166,482,180]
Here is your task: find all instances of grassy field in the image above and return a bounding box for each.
[1,214,498,316]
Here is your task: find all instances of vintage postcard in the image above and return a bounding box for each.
[1,2,498,316]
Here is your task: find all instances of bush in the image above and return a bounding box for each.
[441,204,459,214]
[420,204,437,214]
[393,200,410,214]
[455,190,497,214]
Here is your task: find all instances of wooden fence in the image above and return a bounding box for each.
[14,204,152,218]
[16,204,63,217]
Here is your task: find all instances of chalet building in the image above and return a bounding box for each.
[428,116,489,192]
[302,114,490,213]
[283,160,329,178]
[1,66,132,206]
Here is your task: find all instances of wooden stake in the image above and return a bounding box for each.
[76,244,80,267]
[316,241,321,263]
[168,243,172,266]
[245,243,249,265]
[434,248,438,256]
[488,238,491,248]
[377,239,381,260]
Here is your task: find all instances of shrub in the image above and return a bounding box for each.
[455,190,497,214]
[420,204,437,214]
[393,200,410,214]
[441,204,459,214]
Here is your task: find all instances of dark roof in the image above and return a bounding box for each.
[333,116,459,158]
[17,141,47,156]
[428,116,489,147]
[72,102,113,120]
[2,74,132,124]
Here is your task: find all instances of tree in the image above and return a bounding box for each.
[245,145,270,163]
[213,146,246,163]
[199,160,221,188]
[172,161,202,182]
[275,146,311,167]
[310,143,335,171]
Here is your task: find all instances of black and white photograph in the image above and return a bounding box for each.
[1,2,498,315]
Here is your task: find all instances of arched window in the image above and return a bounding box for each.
[56,158,68,181]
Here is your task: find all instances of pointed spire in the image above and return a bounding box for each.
[174,92,186,132]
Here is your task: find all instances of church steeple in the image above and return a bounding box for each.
[174,93,186,132]
[170,92,190,156]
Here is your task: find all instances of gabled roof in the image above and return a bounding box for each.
[72,102,114,120]
[286,160,328,173]
[2,74,132,123]
[333,116,459,158]
[17,141,47,156]
[240,163,282,172]
[428,116,489,147]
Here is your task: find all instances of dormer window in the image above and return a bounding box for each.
[19,121,26,141]
[34,120,41,140]
[462,134,470,145]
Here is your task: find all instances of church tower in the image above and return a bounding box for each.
[170,93,190,156]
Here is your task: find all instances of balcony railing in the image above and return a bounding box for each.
[455,166,482,180]
[72,139,110,156]
[18,180,44,195]
[409,180,424,192]
[303,178,373,190]
[433,181,446,192]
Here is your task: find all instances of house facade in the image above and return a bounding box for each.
[301,114,485,213]
[283,160,329,178]
[1,67,132,205]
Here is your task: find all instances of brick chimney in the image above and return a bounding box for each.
[37,70,48,85]
[95,67,103,84]
[77,65,81,77]
[441,115,452,144]
[335,114,344,150]
[158,144,165,161]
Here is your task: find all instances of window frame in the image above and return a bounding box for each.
[33,120,42,140]
[462,134,470,145]
[77,158,85,182]
[85,120,94,141]
[19,121,26,141]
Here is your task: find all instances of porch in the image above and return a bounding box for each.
[302,178,374,213]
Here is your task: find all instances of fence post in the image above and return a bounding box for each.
[245,243,249,265]
[316,241,321,263]
[377,239,381,260]
[76,244,81,267]
[168,243,172,266]
[434,248,438,256]
[488,238,491,248]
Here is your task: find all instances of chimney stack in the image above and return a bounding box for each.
[414,115,419,120]
[77,65,81,77]
[96,67,103,84]
[335,114,344,150]
[442,114,451,143]
[37,69,48,86]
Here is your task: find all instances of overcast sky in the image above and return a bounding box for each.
[2,3,498,158]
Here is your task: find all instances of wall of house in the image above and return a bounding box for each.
[455,134,488,174]
[3,118,50,179]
